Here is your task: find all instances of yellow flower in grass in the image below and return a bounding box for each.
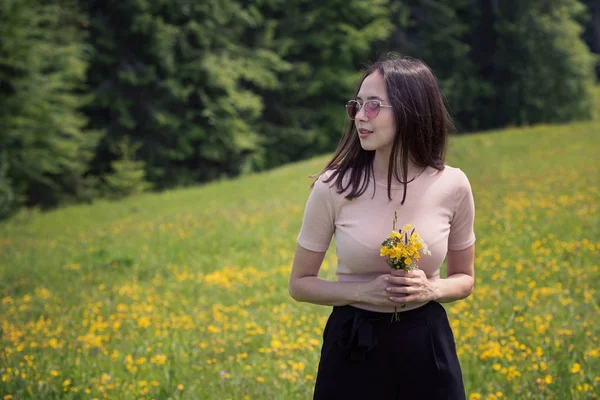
[150,354,167,365]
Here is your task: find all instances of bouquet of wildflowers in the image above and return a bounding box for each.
[380,211,431,321]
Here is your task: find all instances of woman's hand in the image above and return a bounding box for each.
[356,274,405,307]
[385,269,439,304]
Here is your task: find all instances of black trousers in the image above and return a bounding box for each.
[313,301,466,400]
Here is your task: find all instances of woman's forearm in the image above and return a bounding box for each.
[432,273,474,303]
[289,276,363,306]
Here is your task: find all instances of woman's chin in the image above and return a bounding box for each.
[358,140,377,151]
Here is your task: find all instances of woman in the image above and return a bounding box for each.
[288,55,475,399]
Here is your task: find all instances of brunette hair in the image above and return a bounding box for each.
[314,54,453,204]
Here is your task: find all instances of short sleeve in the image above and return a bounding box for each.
[448,170,476,251]
[297,175,336,252]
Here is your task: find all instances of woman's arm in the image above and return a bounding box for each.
[288,244,395,307]
[432,245,475,303]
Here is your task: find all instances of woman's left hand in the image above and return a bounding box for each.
[385,269,439,304]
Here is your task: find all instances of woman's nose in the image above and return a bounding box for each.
[355,104,368,121]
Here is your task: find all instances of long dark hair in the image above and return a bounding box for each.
[314,54,453,204]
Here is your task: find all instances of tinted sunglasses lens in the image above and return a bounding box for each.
[364,101,380,119]
[345,101,358,119]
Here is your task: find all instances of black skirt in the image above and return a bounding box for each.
[313,301,466,400]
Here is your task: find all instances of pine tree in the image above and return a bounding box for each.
[386,0,494,131]
[81,0,287,188]
[385,0,597,130]
[0,151,14,219]
[579,0,600,79]
[0,0,98,210]
[252,0,395,168]
[482,0,596,126]
[104,136,152,199]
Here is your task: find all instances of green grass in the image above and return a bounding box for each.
[1,121,599,399]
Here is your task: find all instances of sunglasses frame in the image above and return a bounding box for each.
[345,99,392,120]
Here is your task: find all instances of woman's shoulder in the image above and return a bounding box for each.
[314,167,354,188]
[312,169,336,188]
[312,168,358,203]
[433,164,470,183]
[310,169,338,198]
[319,168,337,181]
[423,165,472,197]
[440,164,465,175]
[437,165,473,197]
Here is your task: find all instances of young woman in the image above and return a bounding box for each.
[288,55,476,399]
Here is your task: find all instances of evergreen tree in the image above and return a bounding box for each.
[82,0,287,188]
[386,0,596,129]
[0,0,98,211]
[386,0,494,130]
[579,0,600,79]
[253,0,395,168]
[0,151,14,218]
[483,0,596,126]
[104,136,152,199]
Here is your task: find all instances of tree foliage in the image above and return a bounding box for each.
[579,0,600,78]
[254,0,395,168]
[0,0,597,215]
[0,0,98,211]
[82,0,288,188]
[490,0,596,125]
[386,0,495,130]
[103,136,152,199]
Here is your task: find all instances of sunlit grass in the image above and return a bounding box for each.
[1,121,599,399]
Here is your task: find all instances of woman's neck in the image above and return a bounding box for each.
[372,150,422,183]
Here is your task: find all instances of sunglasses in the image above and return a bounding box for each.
[345,99,392,120]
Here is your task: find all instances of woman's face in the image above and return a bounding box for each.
[354,71,396,154]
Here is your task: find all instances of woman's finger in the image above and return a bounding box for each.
[390,269,407,276]
[388,295,406,303]
[386,285,415,294]
[387,276,412,285]
[389,294,423,303]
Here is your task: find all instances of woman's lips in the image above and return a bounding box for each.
[358,129,373,138]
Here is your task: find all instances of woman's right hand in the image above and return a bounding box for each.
[356,274,406,306]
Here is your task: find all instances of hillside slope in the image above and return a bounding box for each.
[1,121,599,399]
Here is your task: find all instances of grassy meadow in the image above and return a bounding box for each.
[1,120,599,400]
